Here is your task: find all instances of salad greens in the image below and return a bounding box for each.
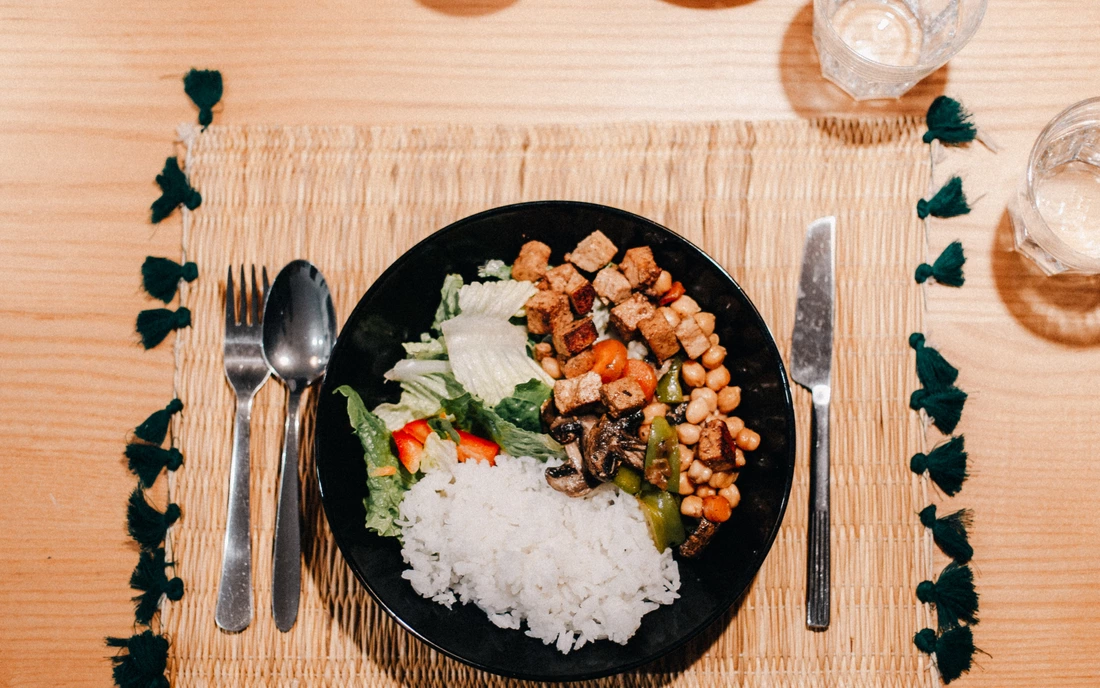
[477,259,512,281]
[336,385,416,538]
[443,393,564,462]
[494,379,553,433]
[431,274,464,332]
[373,364,465,431]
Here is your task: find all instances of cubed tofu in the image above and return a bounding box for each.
[697,419,738,471]
[513,240,552,282]
[553,371,603,415]
[566,230,618,273]
[676,315,711,359]
[525,291,571,335]
[638,313,681,361]
[592,266,633,305]
[562,349,596,378]
[609,293,657,339]
[552,317,598,356]
[601,377,648,417]
[620,246,662,289]
[544,264,596,315]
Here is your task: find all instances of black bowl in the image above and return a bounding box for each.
[315,201,796,681]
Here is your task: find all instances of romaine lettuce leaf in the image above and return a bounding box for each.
[373,365,466,431]
[477,259,512,281]
[442,314,551,405]
[493,379,553,433]
[443,393,564,462]
[401,333,446,360]
[457,279,537,319]
[431,274,464,331]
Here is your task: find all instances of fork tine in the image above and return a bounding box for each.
[239,265,248,326]
[262,266,270,301]
[251,265,260,326]
[226,267,237,328]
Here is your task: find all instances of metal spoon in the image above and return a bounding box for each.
[262,260,337,632]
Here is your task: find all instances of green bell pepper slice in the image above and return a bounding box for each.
[655,356,685,404]
[644,416,680,492]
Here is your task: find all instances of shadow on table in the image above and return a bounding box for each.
[778,2,947,136]
[299,393,737,685]
[415,0,517,16]
[991,209,1100,347]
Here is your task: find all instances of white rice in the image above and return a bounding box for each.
[397,454,681,653]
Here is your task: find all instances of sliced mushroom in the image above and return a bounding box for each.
[677,517,720,558]
[548,416,584,444]
[545,441,596,497]
[583,413,647,481]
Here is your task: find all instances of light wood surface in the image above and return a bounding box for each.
[1,1,1098,686]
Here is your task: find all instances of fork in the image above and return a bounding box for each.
[216,265,270,633]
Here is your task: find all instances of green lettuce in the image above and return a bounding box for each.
[493,379,553,433]
[477,259,512,281]
[335,385,416,538]
[443,392,564,461]
[373,363,466,431]
[401,333,446,360]
[431,274,464,331]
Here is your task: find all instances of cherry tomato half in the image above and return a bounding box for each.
[622,359,658,400]
[590,339,628,383]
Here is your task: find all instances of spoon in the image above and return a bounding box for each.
[262,259,337,632]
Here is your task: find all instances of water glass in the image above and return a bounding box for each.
[1011,98,1100,276]
[812,0,987,100]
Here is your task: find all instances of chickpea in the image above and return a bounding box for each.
[541,356,562,379]
[734,448,747,469]
[677,476,696,495]
[681,361,706,388]
[639,424,651,441]
[706,365,731,391]
[678,443,694,464]
[709,471,735,489]
[677,422,701,445]
[681,495,704,518]
[718,485,741,509]
[652,270,673,296]
[534,342,553,360]
[701,345,727,370]
[717,385,741,413]
[687,460,712,483]
[725,415,745,436]
[690,387,718,412]
[642,402,668,424]
[658,306,681,328]
[670,295,701,316]
[703,494,732,522]
[685,398,709,424]
[694,312,716,336]
[695,485,717,498]
[708,333,720,345]
[736,427,761,451]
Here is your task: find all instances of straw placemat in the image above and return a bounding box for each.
[166,118,935,687]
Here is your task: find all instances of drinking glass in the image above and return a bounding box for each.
[1011,98,1100,276]
[812,0,987,100]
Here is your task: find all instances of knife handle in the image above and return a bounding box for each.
[807,385,831,630]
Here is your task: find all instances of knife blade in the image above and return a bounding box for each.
[790,215,835,631]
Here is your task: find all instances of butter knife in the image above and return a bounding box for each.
[790,216,835,631]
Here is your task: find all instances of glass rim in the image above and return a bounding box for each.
[813,0,988,76]
[1023,96,1100,272]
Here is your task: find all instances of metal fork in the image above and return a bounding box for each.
[216,265,270,633]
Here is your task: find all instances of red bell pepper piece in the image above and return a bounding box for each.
[392,428,423,474]
[402,418,433,444]
[659,281,686,306]
[455,430,499,466]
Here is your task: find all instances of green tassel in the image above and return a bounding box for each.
[917,177,970,220]
[911,436,969,496]
[909,333,959,388]
[917,561,979,631]
[913,626,976,684]
[151,157,201,224]
[134,399,184,445]
[125,444,183,489]
[130,547,184,625]
[915,240,966,287]
[923,96,977,145]
[126,488,181,551]
[910,385,967,435]
[106,630,170,688]
[136,307,191,350]
[183,68,222,128]
[142,256,198,303]
[919,505,974,563]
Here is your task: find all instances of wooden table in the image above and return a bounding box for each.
[2,1,1099,685]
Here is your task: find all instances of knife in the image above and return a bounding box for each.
[790,216,836,631]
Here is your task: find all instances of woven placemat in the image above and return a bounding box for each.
[165,118,935,687]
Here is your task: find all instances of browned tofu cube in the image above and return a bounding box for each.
[697,419,737,471]
[513,241,552,282]
[562,349,596,378]
[675,315,711,360]
[565,230,618,273]
[601,377,647,417]
[525,291,571,335]
[553,371,603,415]
[638,313,680,361]
[543,264,596,315]
[592,266,633,305]
[609,293,657,339]
[552,317,598,356]
[620,246,662,289]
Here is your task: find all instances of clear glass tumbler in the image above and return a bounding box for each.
[1011,98,1100,276]
[812,0,987,100]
